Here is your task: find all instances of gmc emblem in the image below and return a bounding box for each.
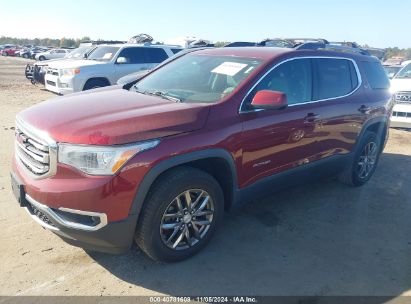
[395,93,411,102]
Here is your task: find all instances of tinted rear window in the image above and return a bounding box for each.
[145,48,168,63]
[362,61,390,89]
[315,58,358,100]
[171,48,183,54]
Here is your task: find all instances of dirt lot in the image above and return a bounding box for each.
[0,56,410,298]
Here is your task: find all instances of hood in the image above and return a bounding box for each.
[47,59,105,69]
[18,87,211,145]
[390,78,411,93]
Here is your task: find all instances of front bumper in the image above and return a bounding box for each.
[11,150,147,253]
[44,74,79,95]
[15,179,137,254]
[390,104,411,129]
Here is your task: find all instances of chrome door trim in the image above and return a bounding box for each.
[239,56,363,114]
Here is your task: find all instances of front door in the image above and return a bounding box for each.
[239,58,323,187]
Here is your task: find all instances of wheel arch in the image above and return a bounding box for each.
[129,149,238,221]
[358,116,389,152]
[82,77,111,90]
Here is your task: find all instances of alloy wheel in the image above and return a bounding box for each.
[356,141,378,179]
[160,189,214,251]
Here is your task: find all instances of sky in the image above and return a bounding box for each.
[1,0,410,48]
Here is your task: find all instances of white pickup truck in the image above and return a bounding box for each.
[390,63,411,129]
[44,44,182,95]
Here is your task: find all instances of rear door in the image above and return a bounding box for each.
[308,57,364,158]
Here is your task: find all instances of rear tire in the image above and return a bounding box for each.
[135,167,224,262]
[3,52,8,56]
[83,79,109,91]
[339,131,381,187]
[23,54,29,59]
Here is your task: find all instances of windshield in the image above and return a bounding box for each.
[384,66,402,78]
[395,63,411,79]
[87,46,120,62]
[66,47,90,59]
[132,55,262,103]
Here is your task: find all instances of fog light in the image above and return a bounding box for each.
[60,83,69,88]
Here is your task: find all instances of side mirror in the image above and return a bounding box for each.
[116,57,128,64]
[251,90,288,110]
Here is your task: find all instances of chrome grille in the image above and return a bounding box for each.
[15,118,57,179]
[395,91,411,104]
[15,129,50,175]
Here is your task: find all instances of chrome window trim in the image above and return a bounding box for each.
[15,116,58,180]
[239,56,363,114]
[25,194,108,231]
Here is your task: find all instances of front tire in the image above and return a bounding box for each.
[339,131,381,187]
[38,56,45,61]
[135,167,224,262]
[23,54,29,59]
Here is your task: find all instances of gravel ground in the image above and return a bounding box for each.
[0,56,410,298]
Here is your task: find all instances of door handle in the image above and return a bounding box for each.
[304,113,320,123]
[358,105,371,114]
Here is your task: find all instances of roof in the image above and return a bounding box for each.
[190,47,293,60]
[97,43,182,49]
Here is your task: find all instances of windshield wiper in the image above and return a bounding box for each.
[151,91,182,102]
[133,87,181,102]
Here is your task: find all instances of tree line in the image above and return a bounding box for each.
[1,36,411,60]
[0,36,91,48]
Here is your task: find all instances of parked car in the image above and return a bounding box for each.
[390,63,411,128]
[44,44,183,94]
[19,48,34,59]
[384,65,403,79]
[25,46,97,85]
[116,47,207,85]
[0,45,18,56]
[29,47,50,59]
[11,47,392,262]
[35,49,71,61]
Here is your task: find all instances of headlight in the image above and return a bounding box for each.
[60,68,80,77]
[58,140,160,175]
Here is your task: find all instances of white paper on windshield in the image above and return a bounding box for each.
[102,53,112,59]
[211,62,247,76]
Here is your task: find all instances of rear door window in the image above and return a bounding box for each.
[144,48,169,63]
[362,61,390,89]
[314,58,358,100]
[171,48,183,54]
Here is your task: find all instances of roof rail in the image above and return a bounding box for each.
[79,40,126,45]
[258,38,329,48]
[296,41,372,56]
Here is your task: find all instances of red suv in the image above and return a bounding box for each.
[11,47,393,262]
